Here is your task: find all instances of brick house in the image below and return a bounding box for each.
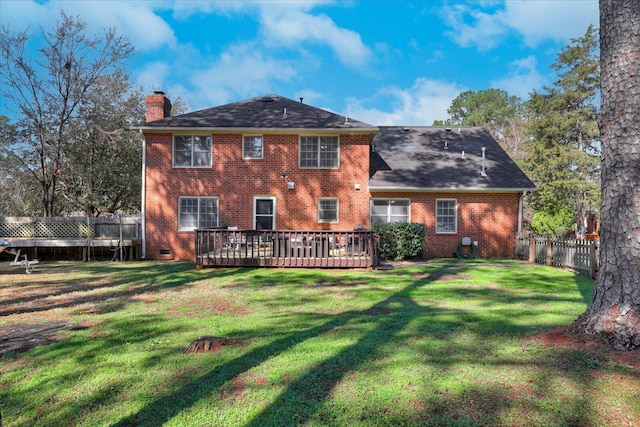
[134,93,535,261]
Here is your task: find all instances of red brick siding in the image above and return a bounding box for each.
[145,132,521,260]
[144,132,372,260]
[370,192,520,258]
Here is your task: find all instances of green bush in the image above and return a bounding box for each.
[530,209,575,237]
[372,223,425,261]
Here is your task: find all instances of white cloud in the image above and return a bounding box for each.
[491,55,547,99]
[3,0,372,110]
[0,0,50,29]
[345,78,467,126]
[295,89,326,107]
[0,1,176,51]
[132,39,297,110]
[189,42,298,108]
[504,1,598,46]
[168,0,251,19]
[258,6,373,70]
[64,1,177,51]
[134,61,171,93]
[441,5,508,51]
[168,0,332,19]
[442,0,598,50]
[161,1,370,73]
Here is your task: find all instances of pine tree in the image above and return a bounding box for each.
[572,0,640,349]
[524,26,601,237]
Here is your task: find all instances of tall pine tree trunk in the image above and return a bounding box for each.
[573,0,640,349]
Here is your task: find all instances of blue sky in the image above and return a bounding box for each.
[1,0,598,125]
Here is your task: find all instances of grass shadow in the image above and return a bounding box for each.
[0,261,246,317]
[111,268,453,426]
[3,261,628,427]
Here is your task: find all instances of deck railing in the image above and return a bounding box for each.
[195,229,379,268]
[0,216,141,239]
[0,216,142,261]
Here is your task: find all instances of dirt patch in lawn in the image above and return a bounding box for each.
[182,336,246,354]
[362,307,395,316]
[165,297,249,318]
[0,321,95,356]
[217,372,268,403]
[412,273,472,282]
[531,326,640,369]
[316,279,368,287]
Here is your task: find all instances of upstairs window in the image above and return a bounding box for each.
[299,136,339,169]
[370,199,410,224]
[178,197,218,230]
[318,198,339,223]
[243,135,263,159]
[173,135,211,167]
[436,199,457,233]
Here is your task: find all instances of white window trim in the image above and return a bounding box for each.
[253,196,276,230]
[298,135,340,169]
[172,135,212,168]
[436,198,458,234]
[178,196,219,231]
[370,198,411,224]
[242,134,264,159]
[318,197,339,223]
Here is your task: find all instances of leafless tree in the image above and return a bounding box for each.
[0,12,133,216]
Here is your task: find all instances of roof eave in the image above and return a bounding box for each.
[131,125,379,134]
[368,186,537,193]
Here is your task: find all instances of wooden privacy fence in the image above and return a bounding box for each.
[0,216,141,239]
[516,234,599,278]
[196,229,379,268]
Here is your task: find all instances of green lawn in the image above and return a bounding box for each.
[0,261,638,426]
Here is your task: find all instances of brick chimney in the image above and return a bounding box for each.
[145,91,172,123]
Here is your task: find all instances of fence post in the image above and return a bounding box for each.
[86,216,91,262]
[589,241,598,279]
[528,235,535,263]
[546,237,553,266]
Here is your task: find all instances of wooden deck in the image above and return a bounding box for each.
[195,229,379,268]
[3,238,141,260]
[0,216,142,261]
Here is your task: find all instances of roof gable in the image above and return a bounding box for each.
[369,126,536,192]
[138,94,376,131]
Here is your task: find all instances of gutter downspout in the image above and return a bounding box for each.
[139,129,146,259]
[518,191,525,235]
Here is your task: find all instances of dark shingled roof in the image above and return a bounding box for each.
[138,94,377,131]
[369,126,536,192]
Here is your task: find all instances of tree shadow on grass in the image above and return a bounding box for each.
[112,265,602,427]
[243,266,600,427]
[3,262,620,426]
[111,269,453,427]
[0,262,249,364]
[0,262,245,317]
[0,312,191,427]
[243,277,448,426]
